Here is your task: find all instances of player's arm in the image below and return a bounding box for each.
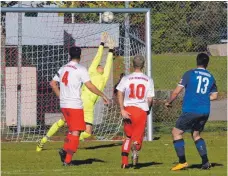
[210,81,218,101]
[147,97,153,115]
[50,80,60,98]
[88,32,108,73]
[210,93,218,101]
[92,76,104,92]
[165,86,184,107]
[50,68,62,98]
[84,81,109,104]
[118,90,131,120]
[117,90,125,110]
[81,67,109,104]
[148,98,153,107]
[103,37,115,84]
[165,71,189,107]
[147,78,155,114]
[116,77,131,119]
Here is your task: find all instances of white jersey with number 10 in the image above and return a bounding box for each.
[52,61,91,109]
[116,72,155,111]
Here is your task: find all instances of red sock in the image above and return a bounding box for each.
[121,138,131,165]
[63,133,71,151]
[64,135,79,163]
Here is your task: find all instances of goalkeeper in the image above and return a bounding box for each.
[36,33,115,152]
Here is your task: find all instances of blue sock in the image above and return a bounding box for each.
[195,138,208,164]
[173,139,186,163]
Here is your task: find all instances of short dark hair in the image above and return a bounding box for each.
[120,73,125,79]
[196,53,209,68]
[133,55,145,69]
[69,47,81,60]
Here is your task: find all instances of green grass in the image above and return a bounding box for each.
[114,55,227,95]
[2,133,227,176]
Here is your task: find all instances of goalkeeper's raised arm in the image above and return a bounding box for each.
[103,36,115,85]
[88,32,108,74]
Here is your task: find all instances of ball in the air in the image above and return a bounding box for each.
[102,11,114,23]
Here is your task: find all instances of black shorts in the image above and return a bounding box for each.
[175,112,209,132]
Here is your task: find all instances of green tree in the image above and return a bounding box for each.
[144,1,226,54]
[147,2,193,54]
[188,2,227,51]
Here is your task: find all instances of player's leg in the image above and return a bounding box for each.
[171,112,194,171]
[129,107,147,167]
[60,108,86,166]
[63,130,81,166]
[36,116,65,152]
[80,123,92,140]
[80,103,94,140]
[192,114,210,169]
[121,118,133,168]
[171,127,187,171]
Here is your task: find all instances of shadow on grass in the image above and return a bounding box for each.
[188,163,224,169]
[71,158,105,165]
[84,143,122,150]
[153,137,160,140]
[130,162,163,169]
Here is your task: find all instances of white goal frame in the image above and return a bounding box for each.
[1,7,153,141]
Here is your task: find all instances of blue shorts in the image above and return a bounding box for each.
[175,112,209,132]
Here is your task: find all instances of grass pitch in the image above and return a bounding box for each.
[2,133,227,176]
[2,54,227,175]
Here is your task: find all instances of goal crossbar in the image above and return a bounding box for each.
[1,7,150,13]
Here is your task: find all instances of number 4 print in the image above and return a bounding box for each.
[62,71,69,86]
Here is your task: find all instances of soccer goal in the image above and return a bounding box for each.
[1,7,152,141]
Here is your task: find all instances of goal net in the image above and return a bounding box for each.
[1,8,148,141]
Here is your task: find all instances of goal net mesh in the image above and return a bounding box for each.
[1,11,146,141]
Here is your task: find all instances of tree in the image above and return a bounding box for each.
[188,2,227,51]
[144,1,226,54]
[146,1,194,54]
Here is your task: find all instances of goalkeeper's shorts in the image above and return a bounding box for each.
[123,106,147,145]
[83,101,95,125]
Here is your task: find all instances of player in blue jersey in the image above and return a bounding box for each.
[165,53,218,171]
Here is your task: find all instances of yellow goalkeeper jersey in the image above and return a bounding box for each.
[81,44,113,104]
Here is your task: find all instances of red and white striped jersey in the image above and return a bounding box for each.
[53,61,90,109]
[116,72,154,111]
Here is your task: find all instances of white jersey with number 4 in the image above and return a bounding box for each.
[52,61,90,109]
[116,72,155,111]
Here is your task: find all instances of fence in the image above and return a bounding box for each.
[1,1,227,141]
[147,1,227,135]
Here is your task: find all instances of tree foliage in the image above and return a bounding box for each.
[146,1,227,53]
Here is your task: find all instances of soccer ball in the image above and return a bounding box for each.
[102,11,114,23]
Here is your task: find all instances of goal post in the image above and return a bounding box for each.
[1,7,152,141]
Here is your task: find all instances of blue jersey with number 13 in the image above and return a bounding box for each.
[179,68,217,114]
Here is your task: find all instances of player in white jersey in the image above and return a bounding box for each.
[116,55,155,169]
[50,46,109,166]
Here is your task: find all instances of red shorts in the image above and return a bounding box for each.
[123,106,147,144]
[61,108,86,131]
